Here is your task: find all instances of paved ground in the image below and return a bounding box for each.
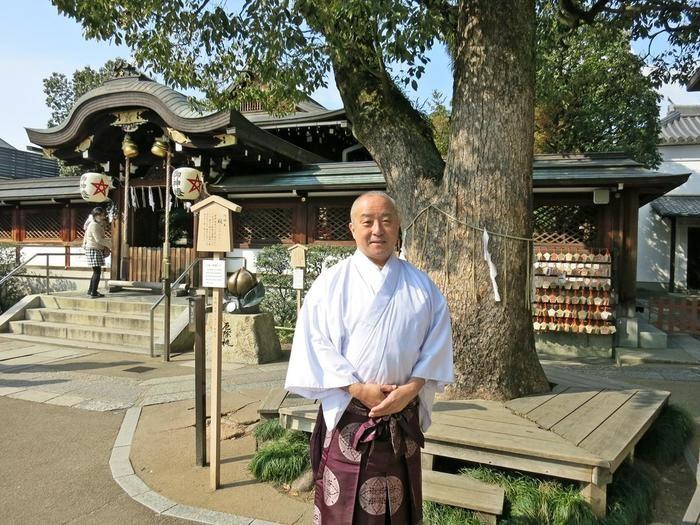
[0,396,187,525]
[0,334,698,524]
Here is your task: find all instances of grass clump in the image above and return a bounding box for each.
[253,419,287,444]
[635,403,695,465]
[423,501,484,525]
[249,420,309,484]
[466,467,597,525]
[601,461,658,525]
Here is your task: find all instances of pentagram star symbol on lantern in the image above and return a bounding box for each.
[187,177,203,193]
[91,179,110,197]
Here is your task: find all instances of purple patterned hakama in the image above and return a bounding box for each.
[310,399,423,525]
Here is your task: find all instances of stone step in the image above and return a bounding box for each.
[9,320,158,349]
[0,333,151,356]
[47,295,187,316]
[25,308,166,332]
[638,321,668,349]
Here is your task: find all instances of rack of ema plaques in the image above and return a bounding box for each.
[531,245,616,357]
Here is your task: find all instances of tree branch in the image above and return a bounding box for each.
[559,0,611,24]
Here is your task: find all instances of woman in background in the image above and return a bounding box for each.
[82,207,111,298]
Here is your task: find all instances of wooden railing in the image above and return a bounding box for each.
[127,247,196,282]
[649,297,700,335]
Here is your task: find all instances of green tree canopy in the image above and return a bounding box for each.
[43,58,127,175]
[43,58,127,127]
[535,2,662,167]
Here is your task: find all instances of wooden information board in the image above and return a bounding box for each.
[191,195,242,253]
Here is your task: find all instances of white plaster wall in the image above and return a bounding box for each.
[637,143,700,287]
[20,245,112,268]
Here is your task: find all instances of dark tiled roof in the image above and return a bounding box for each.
[660,105,700,145]
[212,155,689,193]
[651,195,700,217]
[0,148,58,179]
[0,138,15,149]
[0,176,79,201]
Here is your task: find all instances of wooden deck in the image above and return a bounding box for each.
[276,369,669,518]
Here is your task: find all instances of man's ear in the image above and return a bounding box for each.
[348,222,356,240]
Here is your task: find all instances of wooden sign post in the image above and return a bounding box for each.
[190,196,242,490]
[288,244,308,313]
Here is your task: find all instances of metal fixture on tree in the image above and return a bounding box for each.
[79,172,113,203]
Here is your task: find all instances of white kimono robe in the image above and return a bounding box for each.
[285,250,454,432]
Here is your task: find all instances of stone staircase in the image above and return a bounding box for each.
[0,294,191,355]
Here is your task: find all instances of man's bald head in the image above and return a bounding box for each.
[350,191,399,223]
[348,191,400,266]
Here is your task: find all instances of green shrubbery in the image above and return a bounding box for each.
[0,245,27,311]
[255,244,354,329]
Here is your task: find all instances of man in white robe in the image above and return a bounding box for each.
[285,191,453,525]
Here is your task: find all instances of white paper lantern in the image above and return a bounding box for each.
[80,172,113,203]
[172,167,204,200]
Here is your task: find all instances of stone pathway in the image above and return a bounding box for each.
[0,336,287,412]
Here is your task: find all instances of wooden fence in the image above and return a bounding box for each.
[127,247,196,282]
[649,297,700,335]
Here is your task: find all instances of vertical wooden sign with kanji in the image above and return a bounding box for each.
[190,195,242,490]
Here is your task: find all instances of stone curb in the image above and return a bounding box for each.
[682,445,700,525]
[111,406,282,525]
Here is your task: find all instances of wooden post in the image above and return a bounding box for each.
[581,482,607,518]
[210,251,223,489]
[288,244,308,314]
[193,294,207,467]
[190,195,242,491]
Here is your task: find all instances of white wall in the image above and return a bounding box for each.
[20,245,112,269]
[637,143,700,288]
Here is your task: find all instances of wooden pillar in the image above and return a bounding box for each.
[111,190,122,280]
[669,216,677,292]
[619,189,639,316]
[120,157,131,280]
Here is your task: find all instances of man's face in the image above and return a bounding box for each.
[349,195,400,266]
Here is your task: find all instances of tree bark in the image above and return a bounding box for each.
[310,0,549,400]
[423,0,548,399]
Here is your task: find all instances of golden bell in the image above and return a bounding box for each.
[227,268,258,297]
[150,138,169,158]
[121,135,139,158]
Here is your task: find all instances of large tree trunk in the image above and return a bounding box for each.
[312,0,549,400]
[428,0,548,399]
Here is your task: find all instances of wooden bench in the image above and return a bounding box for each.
[259,388,318,421]
[279,384,669,519]
[423,469,504,524]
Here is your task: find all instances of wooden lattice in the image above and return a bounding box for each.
[75,209,112,240]
[533,205,597,244]
[236,208,293,243]
[24,210,61,240]
[315,206,352,241]
[75,209,91,239]
[0,212,12,239]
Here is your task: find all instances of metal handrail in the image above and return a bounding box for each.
[149,257,202,359]
[0,252,84,296]
[148,255,249,360]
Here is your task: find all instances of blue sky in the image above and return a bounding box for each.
[0,1,696,150]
